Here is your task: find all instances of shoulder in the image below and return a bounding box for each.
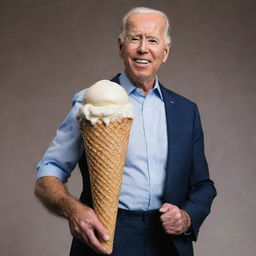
[71,89,87,106]
[160,84,196,109]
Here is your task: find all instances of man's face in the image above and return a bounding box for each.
[119,13,170,84]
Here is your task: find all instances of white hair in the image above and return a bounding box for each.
[119,7,171,44]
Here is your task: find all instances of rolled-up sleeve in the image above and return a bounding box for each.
[36,90,86,183]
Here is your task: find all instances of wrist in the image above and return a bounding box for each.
[59,195,82,220]
[182,210,191,232]
[67,200,91,221]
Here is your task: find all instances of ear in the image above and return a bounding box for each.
[118,38,124,58]
[162,43,171,63]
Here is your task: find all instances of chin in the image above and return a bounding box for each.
[130,70,154,82]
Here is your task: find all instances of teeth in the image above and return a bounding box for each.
[135,59,149,64]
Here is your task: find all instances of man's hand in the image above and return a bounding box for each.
[34,177,109,254]
[68,205,110,255]
[159,203,191,235]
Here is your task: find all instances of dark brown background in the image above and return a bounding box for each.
[1,0,255,255]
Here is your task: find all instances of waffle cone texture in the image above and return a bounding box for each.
[79,118,132,253]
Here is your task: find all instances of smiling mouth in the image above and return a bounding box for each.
[134,59,150,64]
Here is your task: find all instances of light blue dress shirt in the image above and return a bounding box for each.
[37,72,168,210]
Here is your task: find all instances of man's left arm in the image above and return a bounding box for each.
[160,104,217,240]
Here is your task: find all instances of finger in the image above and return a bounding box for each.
[93,218,110,242]
[162,219,178,229]
[163,220,183,232]
[162,220,172,230]
[71,225,91,245]
[160,208,180,222]
[86,229,109,254]
[165,228,183,235]
[77,232,89,245]
[160,210,175,222]
[69,221,85,241]
[164,207,182,219]
[163,220,186,235]
[160,204,179,217]
[159,203,171,213]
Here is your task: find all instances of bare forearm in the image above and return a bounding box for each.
[35,176,109,254]
[34,176,83,219]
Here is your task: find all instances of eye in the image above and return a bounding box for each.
[149,39,158,44]
[130,36,140,41]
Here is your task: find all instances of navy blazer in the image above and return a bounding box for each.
[75,74,217,256]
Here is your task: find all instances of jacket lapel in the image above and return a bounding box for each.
[110,73,121,84]
[160,84,180,204]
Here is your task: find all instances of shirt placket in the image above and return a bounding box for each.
[142,92,157,210]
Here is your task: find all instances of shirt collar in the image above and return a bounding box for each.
[119,72,163,100]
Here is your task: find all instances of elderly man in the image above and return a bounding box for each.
[35,7,216,256]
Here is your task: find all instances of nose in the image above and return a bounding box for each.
[137,37,148,54]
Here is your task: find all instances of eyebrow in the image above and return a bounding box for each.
[126,33,142,37]
[127,33,160,40]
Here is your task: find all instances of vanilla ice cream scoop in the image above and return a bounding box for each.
[78,80,134,125]
[84,80,129,106]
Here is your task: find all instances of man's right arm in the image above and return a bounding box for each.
[35,176,81,219]
[34,176,110,254]
[35,91,109,254]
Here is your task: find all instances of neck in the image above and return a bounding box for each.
[125,72,156,96]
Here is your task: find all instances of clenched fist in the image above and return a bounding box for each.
[159,203,191,235]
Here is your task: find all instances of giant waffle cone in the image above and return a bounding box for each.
[79,118,132,254]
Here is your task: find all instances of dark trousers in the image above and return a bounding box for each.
[70,209,179,256]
